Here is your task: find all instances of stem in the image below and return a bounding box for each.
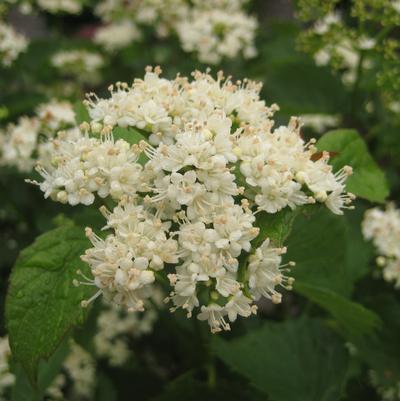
[207,356,217,389]
[196,318,217,389]
[349,50,366,116]
[205,328,217,390]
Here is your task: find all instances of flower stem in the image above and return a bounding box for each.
[207,356,217,389]
[349,50,366,116]
[196,318,217,389]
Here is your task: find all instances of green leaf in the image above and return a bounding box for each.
[10,365,39,401]
[343,202,374,283]
[287,208,351,296]
[317,129,389,203]
[73,101,90,124]
[95,373,118,401]
[112,126,148,144]
[286,207,380,337]
[254,208,302,248]
[152,371,265,401]
[11,339,69,401]
[295,282,380,339]
[214,318,350,401]
[6,224,94,383]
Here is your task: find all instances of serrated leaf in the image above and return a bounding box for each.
[317,129,389,203]
[354,293,400,383]
[214,318,350,401]
[11,339,69,401]
[295,282,380,338]
[6,225,94,383]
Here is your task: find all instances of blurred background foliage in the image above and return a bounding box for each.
[0,0,400,400]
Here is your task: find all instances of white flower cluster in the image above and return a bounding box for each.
[46,341,96,401]
[176,7,257,64]
[311,12,375,85]
[36,0,82,13]
[370,370,400,401]
[46,301,159,398]
[33,130,143,205]
[0,100,76,172]
[51,50,104,83]
[94,301,158,366]
[362,204,400,288]
[63,342,95,398]
[394,0,400,13]
[300,113,341,134]
[0,337,14,401]
[0,21,28,67]
[94,20,141,52]
[34,68,354,332]
[94,0,257,63]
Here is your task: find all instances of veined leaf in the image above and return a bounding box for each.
[6,224,94,383]
[317,129,389,203]
[214,318,350,401]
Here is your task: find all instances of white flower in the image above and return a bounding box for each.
[51,50,103,83]
[63,342,96,398]
[94,20,141,52]
[0,22,28,67]
[0,337,15,400]
[225,291,256,322]
[300,114,341,133]
[175,8,257,64]
[392,0,400,13]
[313,12,342,35]
[0,117,40,172]
[197,304,231,333]
[36,100,76,131]
[314,48,331,66]
[37,0,82,13]
[248,239,294,304]
[94,301,158,366]
[80,200,179,311]
[30,68,353,332]
[31,130,143,205]
[363,204,400,288]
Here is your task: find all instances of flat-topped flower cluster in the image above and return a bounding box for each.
[94,0,257,64]
[363,204,400,288]
[0,21,28,67]
[32,68,354,332]
[0,100,77,172]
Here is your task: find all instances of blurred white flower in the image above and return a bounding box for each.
[0,21,28,67]
[363,204,400,288]
[94,20,141,52]
[37,0,82,14]
[175,8,257,64]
